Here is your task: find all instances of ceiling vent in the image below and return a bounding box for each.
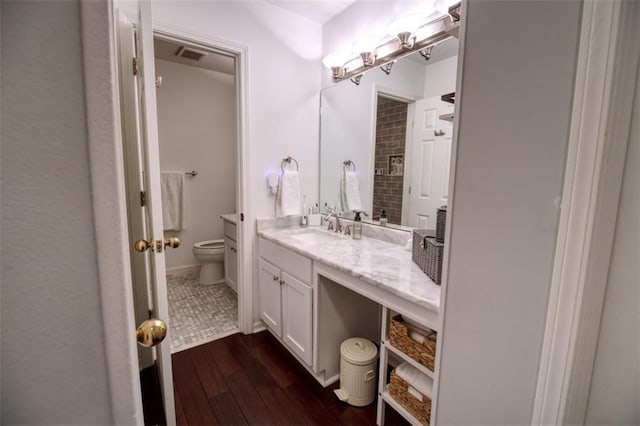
[175,46,208,62]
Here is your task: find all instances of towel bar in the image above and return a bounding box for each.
[343,160,356,172]
[185,170,198,177]
[281,156,299,172]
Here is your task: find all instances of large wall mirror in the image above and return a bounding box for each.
[320,37,459,229]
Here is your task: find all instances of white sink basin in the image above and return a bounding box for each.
[284,227,350,243]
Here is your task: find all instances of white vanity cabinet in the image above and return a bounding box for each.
[258,238,313,366]
[223,218,238,292]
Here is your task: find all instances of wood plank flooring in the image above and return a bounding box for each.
[170,331,409,426]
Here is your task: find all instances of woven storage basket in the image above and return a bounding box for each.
[425,237,444,284]
[389,315,436,371]
[436,206,447,243]
[413,233,444,285]
[412,229,434,274]
[389,370,431,425]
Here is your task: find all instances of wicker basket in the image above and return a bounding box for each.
[389,370,431,425]
[412,230,444,284]
[389,315,436,371]
[436,206,447,243]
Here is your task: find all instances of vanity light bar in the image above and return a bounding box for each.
[331,2,461,85]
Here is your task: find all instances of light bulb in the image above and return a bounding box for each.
[353,35,382,55]
[387,12,426,38]
[322,53,345,69]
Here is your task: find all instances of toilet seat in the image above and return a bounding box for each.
[194,239,224,249]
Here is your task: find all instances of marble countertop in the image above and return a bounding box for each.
[257,226,440,312]
[220,213,237,224]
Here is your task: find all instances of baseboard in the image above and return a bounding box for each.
[323,373,340,387]
[166,264,199,277]
[252,320,267,333]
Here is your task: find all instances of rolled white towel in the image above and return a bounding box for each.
[276,169,301,217]
[395,362,432,398]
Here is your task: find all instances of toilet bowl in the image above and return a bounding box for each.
[192,239,225,285]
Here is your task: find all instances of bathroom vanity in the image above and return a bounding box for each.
[257,219,440,425]
[221,214,238,293]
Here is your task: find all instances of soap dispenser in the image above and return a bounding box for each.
[353,211,363,240]
[380,209,388,227]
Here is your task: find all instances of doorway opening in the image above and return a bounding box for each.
[152,35,240,354]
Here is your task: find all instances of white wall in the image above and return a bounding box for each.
[423,55,457,99]
[585,70,640,425]
[155,59,236,269]
[320,58,426,214]
[116,0,322,323]
[436,1,582,424]
[1,1,113,423]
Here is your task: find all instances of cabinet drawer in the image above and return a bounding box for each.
[224,220,237,241]
[259,237,312,284]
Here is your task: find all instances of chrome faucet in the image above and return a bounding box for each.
[323,207,342,233]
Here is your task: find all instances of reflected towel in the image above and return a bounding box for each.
[340,170,362,212]
[161,172,185,231]
[276,170,301,217]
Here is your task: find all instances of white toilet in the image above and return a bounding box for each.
[192,239,225,285]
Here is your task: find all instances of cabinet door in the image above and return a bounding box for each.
[224,238,238,293]
[259,258,282,337]
[282,271,313,366]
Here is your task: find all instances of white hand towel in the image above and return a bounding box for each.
[276,170,301,217]
[395,362,433,397]
[161,172,185,231]
[340,169,362,212]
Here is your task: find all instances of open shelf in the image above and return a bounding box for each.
[383,341,434,381]
[381,387,429,426]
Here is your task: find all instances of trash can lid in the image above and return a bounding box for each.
[340,338,377,365]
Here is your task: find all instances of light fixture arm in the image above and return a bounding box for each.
[397,32,415,49]
[380,61,394,75]
[328,2,461,84]
[350,74,363,86]
[419,46,434,61]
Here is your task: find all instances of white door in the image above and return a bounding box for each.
[259,259,283,336]
[117,2,176,425]
[282,272,313,366]
[115,11,154,369]
[404,96,453,229]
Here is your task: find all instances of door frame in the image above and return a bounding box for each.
[146,22,253,335]
[80,3,252,423]
[80,2,144,423]
[369,84,419,221]
[532,0,639,424]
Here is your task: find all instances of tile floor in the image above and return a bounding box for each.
[167,272,238,353]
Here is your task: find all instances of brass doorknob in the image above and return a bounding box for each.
[136,318,168,347]
[134,239,152,252]
[164,237,180,249]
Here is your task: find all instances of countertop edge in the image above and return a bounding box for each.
[257,230,439,313]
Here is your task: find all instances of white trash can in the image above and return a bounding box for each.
[334,337,378,406]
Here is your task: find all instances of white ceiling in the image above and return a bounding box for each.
[265,0,357,24]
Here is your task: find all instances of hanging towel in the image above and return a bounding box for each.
[340,169,362,212]
[161,172,185,231]
[276,169,301,217]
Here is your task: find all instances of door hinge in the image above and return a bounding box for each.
[148,309,153,319]
[408,186,412,194]
[140,191,146,207]
[132,57,138,76]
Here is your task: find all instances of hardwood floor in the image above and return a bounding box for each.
[169,331,410,426]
